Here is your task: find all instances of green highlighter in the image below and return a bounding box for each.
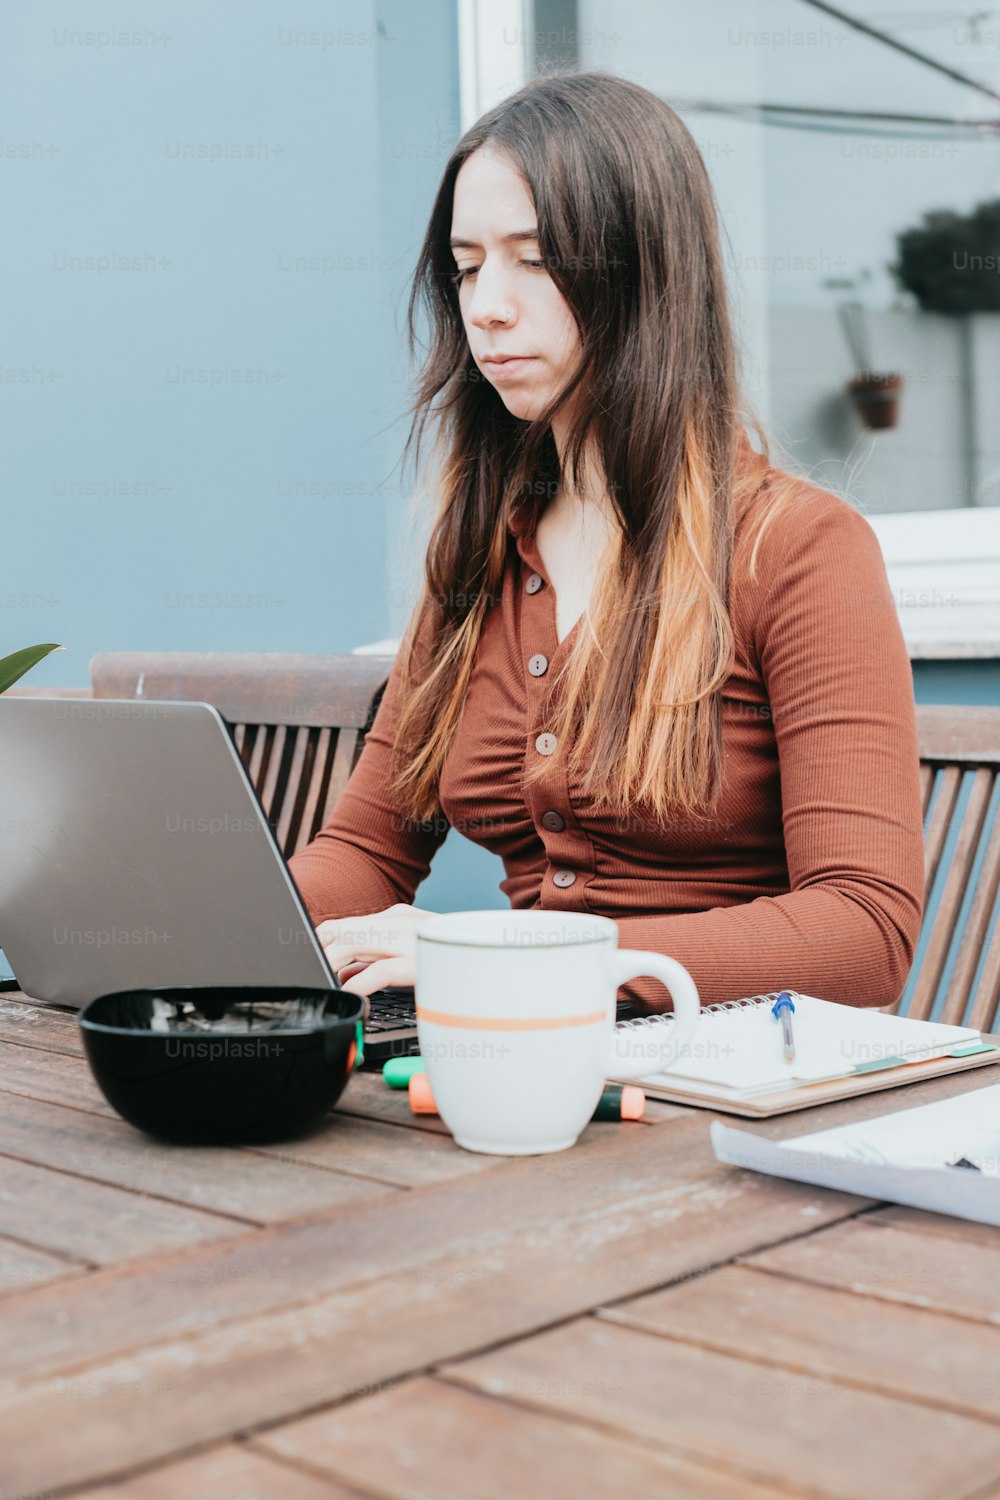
[382,1055,426,1089]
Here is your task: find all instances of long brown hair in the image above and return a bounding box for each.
[388,70,800,826]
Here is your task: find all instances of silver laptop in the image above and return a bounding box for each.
[0,697,367,1011]
[0,698,643,1059]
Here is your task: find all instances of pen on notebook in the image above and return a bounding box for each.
[771,991,796,1063]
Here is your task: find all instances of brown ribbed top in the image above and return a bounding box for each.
[288,432,925,1011]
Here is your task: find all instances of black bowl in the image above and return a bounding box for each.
[78,985,365,1145]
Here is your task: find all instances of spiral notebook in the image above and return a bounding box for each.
[608,990,1000,1117]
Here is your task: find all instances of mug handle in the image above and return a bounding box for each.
[605,949,701,1081]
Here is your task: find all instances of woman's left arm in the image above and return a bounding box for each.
[614,489,925,1011]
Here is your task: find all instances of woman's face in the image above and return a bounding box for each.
[450,146,582,424]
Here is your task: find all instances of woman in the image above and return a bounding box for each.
[287,71,924,1012]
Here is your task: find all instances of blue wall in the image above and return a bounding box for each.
[1,0,459,683]
[912,661,1000,708]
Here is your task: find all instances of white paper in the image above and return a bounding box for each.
[711,1083,1000,1227]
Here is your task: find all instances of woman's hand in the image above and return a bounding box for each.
[315,903,439,998]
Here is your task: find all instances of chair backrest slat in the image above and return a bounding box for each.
[281,727,323,857]
[324,727,362,824]
[921,766,962,910]
[968,920,1000,1034]
[89,651,391,729]
[941,802,1000,1028]
[271,729,307,864]
[258,722,293,838]
[304,726,340,845]
[919,762,934,819]
[245,721,274,795]
[916,705,1000,762]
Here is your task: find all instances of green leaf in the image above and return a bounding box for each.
[0,644,67,695]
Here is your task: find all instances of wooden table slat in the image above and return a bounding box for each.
[0,1089,397,1224]
[0,1232,88,1299]
[0,1040,127,1116]
[743,1218,1000,1327]
[437,1319,1000,1500]
[0,1154,249,1265]
[866,1201,1000,1249]
[65,1439,377,1500]
[0,997,82,1055]
[254,1373,789,1500]
[247,1105,510,1187]
[598,1262,1000,1423]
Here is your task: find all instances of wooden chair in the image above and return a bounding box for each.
[897,705,1000,1030]
[89,652,394,861]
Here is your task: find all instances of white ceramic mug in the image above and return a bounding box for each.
[414,910,700,1155]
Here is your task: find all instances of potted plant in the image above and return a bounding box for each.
[891,197,1000,313]
[824,269,904,430]
[0,644,66,695]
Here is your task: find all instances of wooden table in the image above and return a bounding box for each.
[2,990,1000,1500]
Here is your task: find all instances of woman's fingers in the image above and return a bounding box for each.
[317,931,388,978]
[316,908,402,969]
[335,960,374,984]
[315,905,435,986]
[337,954,416,998]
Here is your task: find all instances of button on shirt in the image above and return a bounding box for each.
[287,429,925,1012]
[520,549,592,908]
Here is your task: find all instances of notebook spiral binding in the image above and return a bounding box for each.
[615,990,800,1031]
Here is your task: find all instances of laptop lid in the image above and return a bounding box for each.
[0,697,339,1006]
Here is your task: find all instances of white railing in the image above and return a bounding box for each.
[866,507,1000,660]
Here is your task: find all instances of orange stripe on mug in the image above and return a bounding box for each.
[415,1004,606,1032]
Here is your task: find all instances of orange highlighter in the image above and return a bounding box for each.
[408,1073,645,1121]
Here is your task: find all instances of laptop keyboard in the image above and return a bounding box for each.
[365,989,416,1033]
